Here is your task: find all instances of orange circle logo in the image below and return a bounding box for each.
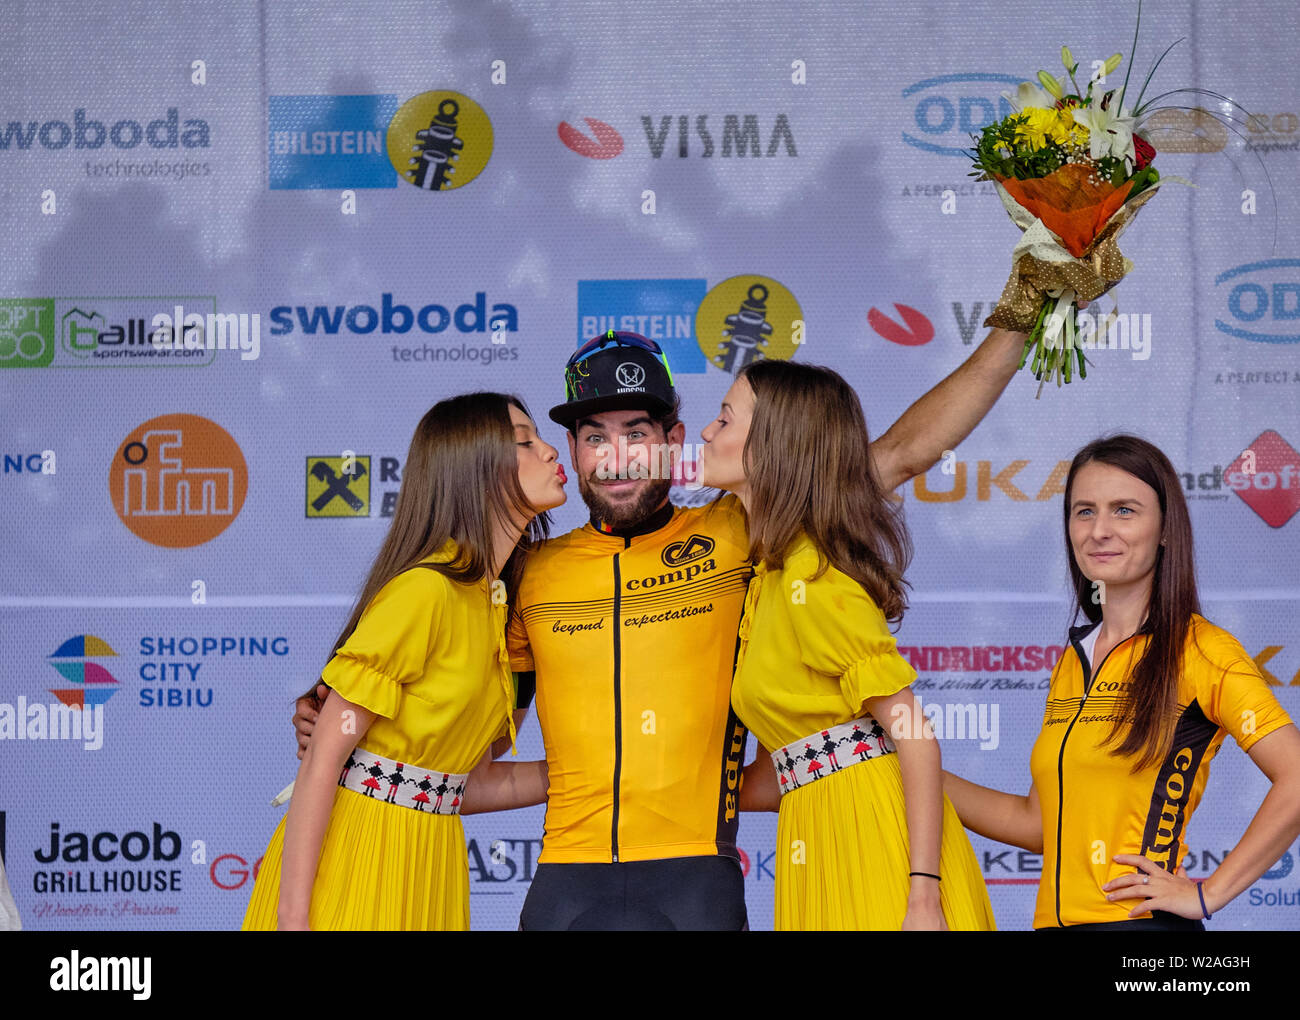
[109,414,248,548]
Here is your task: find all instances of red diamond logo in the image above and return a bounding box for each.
[1227,430,1300,528]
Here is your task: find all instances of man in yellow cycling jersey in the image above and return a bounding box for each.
[297,324,1030,929]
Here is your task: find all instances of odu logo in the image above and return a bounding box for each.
[1214,259,1300,343]
[902,73,1021,157]
[269,90,491,190]
[662,534,715,567]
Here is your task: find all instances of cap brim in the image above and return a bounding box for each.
[548,393,674,427]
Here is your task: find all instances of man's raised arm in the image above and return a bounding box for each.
[868,326,1027,492]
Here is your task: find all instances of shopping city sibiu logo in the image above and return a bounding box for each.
[1213,259,1300,344]
[558,114,796,159]
[0,636,118,751]
[901,73,1022,157]
[577,276,804,376]
[0,107,210,153]
[269,90,493,190]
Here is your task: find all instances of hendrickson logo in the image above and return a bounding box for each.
[902,73,1020,157]
[1213,259,1300,344]
[0,107,210,152]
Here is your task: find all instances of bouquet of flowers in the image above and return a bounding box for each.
[971,2,1243,393]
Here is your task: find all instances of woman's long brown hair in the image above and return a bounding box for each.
[303,392,550,699]
[1063,434,1200,770]
[739,360,912,624]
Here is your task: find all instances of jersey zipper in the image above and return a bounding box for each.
[610,539,629,862]
[1053,630,1135,927]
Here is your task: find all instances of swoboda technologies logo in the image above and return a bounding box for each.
[901,73,1020,157]
[109,414,248,548]
[1214,259,1300,344]
[270,292,519,364]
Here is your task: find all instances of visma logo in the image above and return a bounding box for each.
[558,117,624,159]
[868,304,934,346]
[0,107,210,152]
[902,74,1020,157]
[640,114,796,157]
[1214,259,1300,344]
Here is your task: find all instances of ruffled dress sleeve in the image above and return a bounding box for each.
[784,547,917,714]
[320,567,447,719]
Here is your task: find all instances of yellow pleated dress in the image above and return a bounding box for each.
[242,543,516,931]
[731,534,995,931]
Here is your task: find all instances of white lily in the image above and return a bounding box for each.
[1072,89,1136,162]
[1002,78,1060,111]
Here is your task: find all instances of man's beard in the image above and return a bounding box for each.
[578,473,672,530]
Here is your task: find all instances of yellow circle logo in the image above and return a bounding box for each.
[387,90,493,190]
[695,275,802,373]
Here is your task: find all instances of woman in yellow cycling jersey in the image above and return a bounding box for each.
[242,393,563,931]
[944,434,1300,929]
[698,359,994,930]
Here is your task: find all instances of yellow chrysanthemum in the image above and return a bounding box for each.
[1014,106,1088,150]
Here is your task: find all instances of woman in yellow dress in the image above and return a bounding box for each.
[698,360,994,931]
[242,392,565,930]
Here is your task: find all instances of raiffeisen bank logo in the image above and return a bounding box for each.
[902,73,1021,157]
[269,90,492,191]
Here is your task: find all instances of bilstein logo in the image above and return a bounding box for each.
[662,534,715,567]
[1226,430,1300,528]
[558,117,624,159]
[110,414,248,548]
[387,91,492,190]
[696,276,803,374]
[902,74,1020,157]
[578,279,709,373]
[1214,259,1300,344]
[0,107,210,152]
[641,114,796,158]
[626,558,718,591]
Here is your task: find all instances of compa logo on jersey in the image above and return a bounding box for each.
[109,414,248,548]
[270,90,491,190]
[1213,259,1300,344]
[902,73,1021,157]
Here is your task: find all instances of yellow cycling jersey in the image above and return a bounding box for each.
[1030,613,1294,928]
[508,495,752,864]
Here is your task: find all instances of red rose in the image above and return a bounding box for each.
[1133,134,1156,170]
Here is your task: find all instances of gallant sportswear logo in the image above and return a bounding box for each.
[661,534,715,567]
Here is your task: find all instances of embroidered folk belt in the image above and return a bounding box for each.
[770,714,896,797]
[338,746,470,815]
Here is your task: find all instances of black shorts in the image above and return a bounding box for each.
[519,856,747,931]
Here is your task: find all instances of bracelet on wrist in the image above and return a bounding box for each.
[1197,881,1212,920]
[909,871,941,882]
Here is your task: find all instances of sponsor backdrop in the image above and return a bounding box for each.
[2,0,1297,930]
